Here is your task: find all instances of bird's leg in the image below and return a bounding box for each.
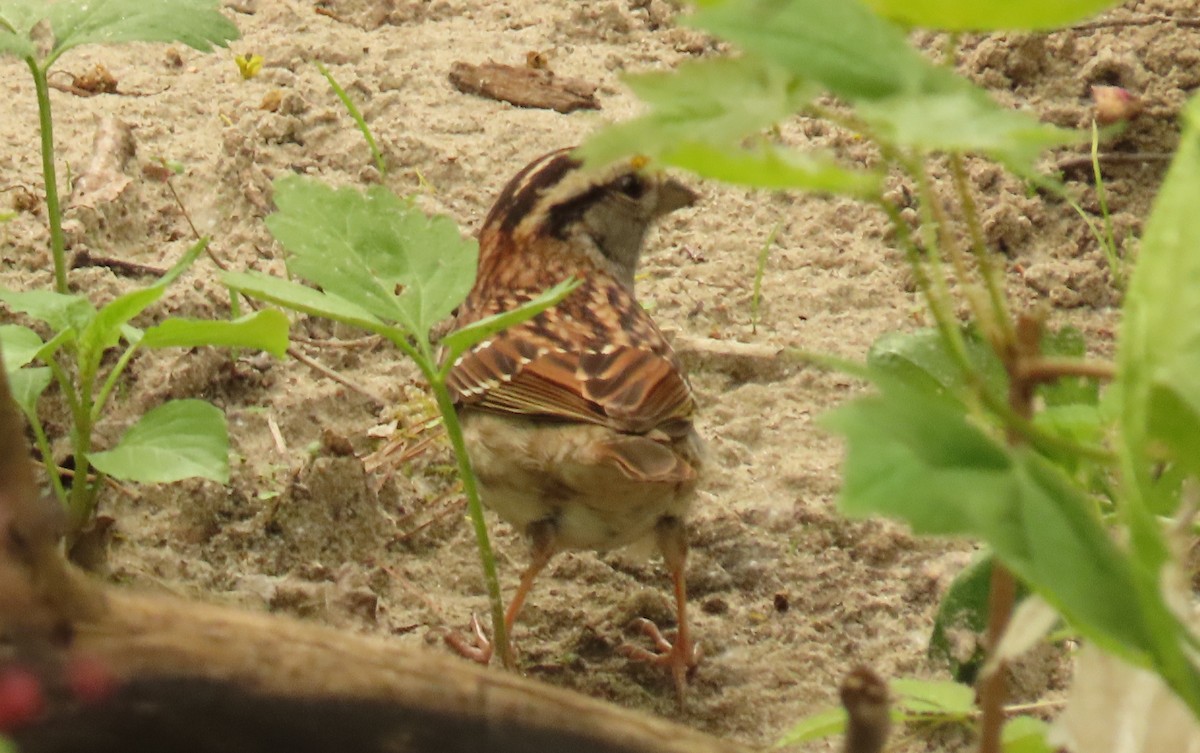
[445,519,557,667]
[619,516,701,705]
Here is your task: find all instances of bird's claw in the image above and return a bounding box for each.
[618,617,702,703]
[443,613,495,665]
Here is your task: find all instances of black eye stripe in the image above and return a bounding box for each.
[485,149,581,234]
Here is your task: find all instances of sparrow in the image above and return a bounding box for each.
[443,147,703,700]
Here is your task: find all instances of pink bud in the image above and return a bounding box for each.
[1092,85,1143,125]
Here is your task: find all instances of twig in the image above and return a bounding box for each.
[71,249,166,278]
[1054,152,1174,174]
[266,414,288,456]
[1016,357,1115,385]
[286,345,386,408]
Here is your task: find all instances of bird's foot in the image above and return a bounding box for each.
[618,617,702,704]
[442,614,496,665]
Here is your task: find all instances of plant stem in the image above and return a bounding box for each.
[26,409,67,505]
[750,222,780,335]
[950,154,1014,347]
[978,563,1017,753]
[1090,122,1123,288]
[92,344,140,422]
[428,374,513,669]
[979,313,1039,753]
[27,58,68,294]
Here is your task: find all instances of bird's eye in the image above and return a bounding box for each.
[613,173,646,199]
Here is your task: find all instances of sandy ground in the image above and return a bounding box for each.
[1,0,1197,748]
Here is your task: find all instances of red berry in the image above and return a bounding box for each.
[0,666,45,732]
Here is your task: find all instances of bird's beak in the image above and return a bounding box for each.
[656,177,699,215]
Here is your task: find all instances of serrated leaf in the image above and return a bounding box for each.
[265,175,477,338]
[864,0,1123,31]
[140,309,290,357]
[222,271,386,334]
[687,0,955,101]
[822,375,1200,714]
[857,88,1082,175]
[773,706,847,747]
[0,324,44,370]
[867,328,1007,407]
[0,0,42,57]
[89,399,228,484]
[45,0,238,63]
[440,277,580,370]
[661,142,881,198]
[892,678,975,718]
[580,56,816,166]
[7,366,50,419]
[0,289,95,332]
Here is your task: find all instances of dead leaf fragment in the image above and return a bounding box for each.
[449,61,600,114]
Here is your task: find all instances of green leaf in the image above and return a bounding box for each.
[661,142,881,198]
[1001,715,1053,753]
[45,0,238,63]
[687,0,955,101]
[265,175,478,338]
[0,0,42,57]
[1119,94,1200,479]
[822,374,1200,714]
[863,0,1124,31]
[773,706,846,747]
[140,309,290,357]
[0,289,95,332]
[929,553,990,679]
[856,88,1082,175]
[78,286,164,371]
[1039,326,1099,407]
[892,678,975,719]
[867,328,1006,407]
[440,277,581,370]
[0,324,44,370]
[823,376,1153,655]
[89,399,229,484]
[221,271,386,334]
[580,56,816,166]
[8,366,50,419]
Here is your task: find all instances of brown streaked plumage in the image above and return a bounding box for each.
[443,147,703,702]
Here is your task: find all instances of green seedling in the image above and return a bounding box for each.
[0,240,289,544]
[750,222,780,334]
[224,176,578,669]
[583,0,1198,747]
[777,677,1054,753]
[0,0,238,294]
[316,61,387,179]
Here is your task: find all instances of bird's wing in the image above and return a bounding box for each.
[446,281,694,436]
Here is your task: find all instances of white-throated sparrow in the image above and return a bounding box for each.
[445,147,702,700]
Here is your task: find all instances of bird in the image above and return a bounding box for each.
[442,146,703,700]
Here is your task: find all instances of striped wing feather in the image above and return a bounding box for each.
[448,324,694,436]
